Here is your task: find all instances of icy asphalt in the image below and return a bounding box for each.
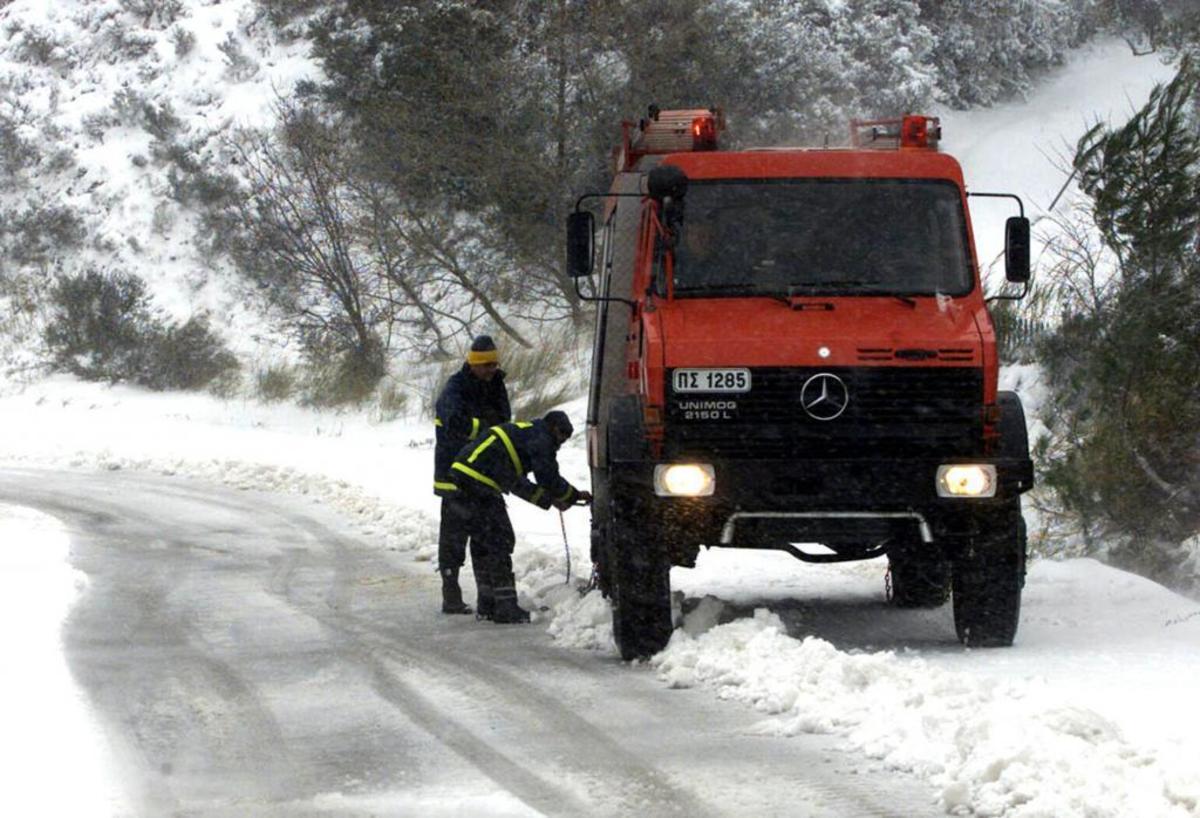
[1,467,941,817]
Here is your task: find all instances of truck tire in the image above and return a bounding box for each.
[952,507,1026,647]
[887,544,950,608]
[606,499,673,661]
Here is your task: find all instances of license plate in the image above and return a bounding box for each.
[672,368,751,393]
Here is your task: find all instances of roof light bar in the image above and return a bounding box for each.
[850,114,941,150]
[618,106,725,170]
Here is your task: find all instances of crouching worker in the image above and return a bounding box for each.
[449,411,592,623]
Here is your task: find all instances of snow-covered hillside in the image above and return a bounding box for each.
[0,0,319,358]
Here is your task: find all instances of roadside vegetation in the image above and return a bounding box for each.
[0,0,1198,589]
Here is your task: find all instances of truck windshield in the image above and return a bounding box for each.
[673,179,973,297]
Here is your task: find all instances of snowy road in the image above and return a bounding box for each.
[0,468,940,817]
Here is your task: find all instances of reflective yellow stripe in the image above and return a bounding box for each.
[491,425,523,475]
[434,417,443,427]
[434,480,458,492]
[467,434,497,463]
[451,462,502,491]
[530,487,545,505]
[553,486,573,502]
[470,417,481,439]
[514,421,533,428]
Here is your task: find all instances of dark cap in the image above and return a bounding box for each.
[543,410,573,439]
[470,335,497,352]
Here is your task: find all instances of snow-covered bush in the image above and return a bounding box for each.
[255,363,299,403]
[43,269,238,391]
[118,0,185,29]
[501,325,584,421]
[0,110,38,181]
[218,32,258,81]
[143,313,239,391]
[0,202,86,266]
[300,338,387,408]
[169,24,195,57]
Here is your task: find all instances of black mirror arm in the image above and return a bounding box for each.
[969,191,1030,303]
[574,274,637,312]
[985,281,1030,304]
[968,191,1025,218]
[572,192,644,313]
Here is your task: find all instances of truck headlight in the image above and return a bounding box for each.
[654,463,715,497]
[936,464,997,498]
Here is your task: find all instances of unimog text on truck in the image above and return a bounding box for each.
[567,107,1035,661]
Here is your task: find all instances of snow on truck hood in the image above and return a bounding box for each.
[655,296,986,369]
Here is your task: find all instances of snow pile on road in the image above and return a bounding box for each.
[652,606,1200,818]
[0,504,130,816]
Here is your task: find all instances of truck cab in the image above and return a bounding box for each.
[568,108,1034,660]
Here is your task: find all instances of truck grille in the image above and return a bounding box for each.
[665,366,982,459]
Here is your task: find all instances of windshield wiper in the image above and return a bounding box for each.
[788,282,917,308]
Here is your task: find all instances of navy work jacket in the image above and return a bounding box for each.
[449,419,580,509]
[433,365,510,496]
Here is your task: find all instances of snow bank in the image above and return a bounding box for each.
[651,607,1199,817]
[0,504,131,816]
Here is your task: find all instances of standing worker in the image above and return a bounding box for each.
[433,335,511,616]
[449,411,591,623]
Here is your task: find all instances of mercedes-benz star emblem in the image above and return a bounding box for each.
[800,373,849,421]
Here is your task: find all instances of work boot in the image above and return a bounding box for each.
[491,592,531,624]
[440,569,472,615]
[475,585,495,621]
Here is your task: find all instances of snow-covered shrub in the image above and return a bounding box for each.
[110,86,181,138]
[258,0,325,29]
[105,22,157,60]
[141,313,239,391]
[300,335,387,408]
[0,202,86,266]
[119,0,185,29]
[43,269,238,391]
[170,24,195,57]
[81,111,115,141]
[43,269,156,383]
[218,32,258,81]
[0,111,38,181]
[142,99,180,141]
[373,378,409,422]
[164,157,238,209]
[255,363,299,403]
[502,326,580,421]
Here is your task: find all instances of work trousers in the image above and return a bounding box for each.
[449,487,518,606]
[438,496,492,595]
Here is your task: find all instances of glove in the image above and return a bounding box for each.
[576,490,593,506]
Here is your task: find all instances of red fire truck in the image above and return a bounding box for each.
[567,107,1034,660]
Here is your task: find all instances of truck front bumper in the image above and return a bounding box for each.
[611,455,1033,549]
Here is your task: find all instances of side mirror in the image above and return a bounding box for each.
[566,211,595,278]
[1005,216,1031,284]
